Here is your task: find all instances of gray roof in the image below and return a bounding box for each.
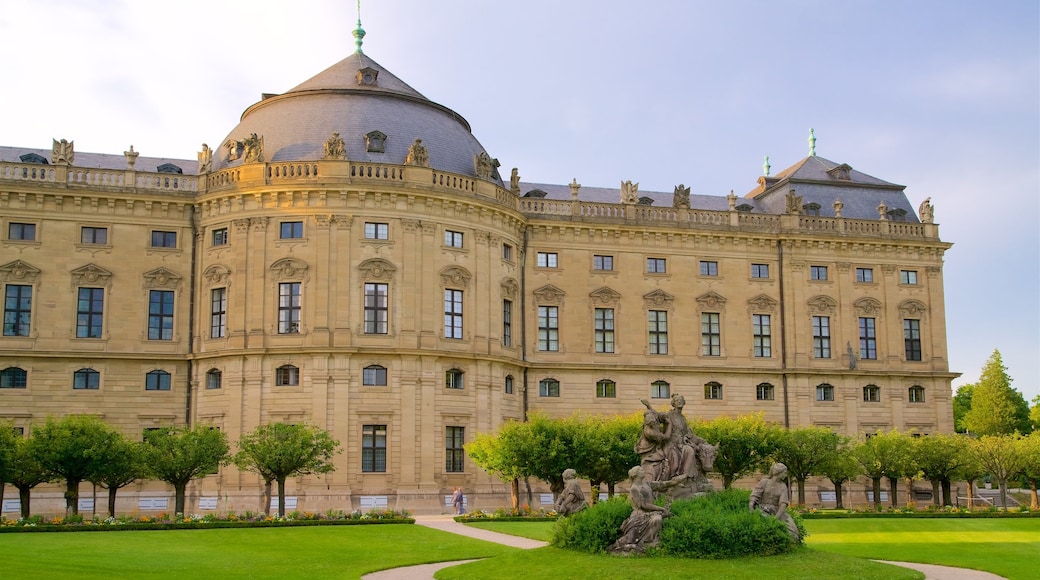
[0,146,197,175]
[520,182,764,212]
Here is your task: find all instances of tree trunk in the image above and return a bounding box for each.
[589,482,601,505]
[796,477,806,505]
[174,482,187,515]
[832,480,844,509]
[18,485,31,518]
[1030,479,1038,510]
[930,480,941,506]
[888,477,899,508]
[966,478,975,509]
[607,481,616,498]
[997,478,1009,511]
[723,474,733,489]
[941,478,953,506]
[277,478,287,517]
[510,478,519,511]
[524,477,533,508]
[65,479,79,514]
[108,486,119,518]
[262,479,273,514]
[871,477,882,511]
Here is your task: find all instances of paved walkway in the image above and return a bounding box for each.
[362,515,1006,580]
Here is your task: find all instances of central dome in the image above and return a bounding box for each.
[212,52,499,183]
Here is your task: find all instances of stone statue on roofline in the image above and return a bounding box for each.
[918,197,934,223]
[52,138,74,165]
[673,184,691,209]
[877,200,888,220]
[474,151,497,180]
[785,189,803,215]
[620,180,639,204]
[405,138,428,167]
[242,133,264,163]
[198,144,213,173]
[324,132,347,160]
[510,168,521,193]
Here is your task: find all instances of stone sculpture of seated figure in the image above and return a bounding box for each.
[749,462,801,541]
[553,468,588,516]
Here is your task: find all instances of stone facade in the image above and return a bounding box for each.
[0,50,954,516]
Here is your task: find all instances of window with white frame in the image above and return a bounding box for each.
[594,308,614,353]
[816,383,835,401]
[650,380,670,399]
[444,230,463,248]
[810,265,828,281]
[648,310,668,354]
[704,381,723,400]
[863,384,880,402]
[538,306,559,351]
[646,258,666,273]
[756,383,774,401]
[812,316,831,358]
[445,368,464,389]
[276,365,299,386]
[701,313,720,356]
[365,222,389,240]
[593,255,614,271]
[363,365,387,386]
[596,379,616,398]
[752,314,771,357]
[539,378,560,397]
[536,252,558,268]
[699,261,718,276]
[444,290,463,339]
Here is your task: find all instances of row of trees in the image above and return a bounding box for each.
[0,416,339,518]
[468,412,1040,511]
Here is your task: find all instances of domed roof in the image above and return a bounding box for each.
[212,52,500,183]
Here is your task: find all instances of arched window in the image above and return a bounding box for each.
[73,368,100,390]
[816,383,835,401]
[863,384,880,402]
[363,365,387,386]
[908,385,925,403]
[206,369,222,390]
[539,378,560,397]
[146,370,171,391]
[704,381,723,400]
[650,380,670,399]
[276,365,299,386]
[803,202,821,216]
[596,379,616,398]
[0,367,27,388]
[504,374,514,394]
[756,383,774,401]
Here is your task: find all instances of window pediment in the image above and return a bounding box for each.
[0,260,41,283]
[143,266,182,289]
[440,266,471,288]
[270,258,309,281]
[827,163,852,180]
[807,295,837,314]
[696,291,727,309]
[533,284,565,305]
[71,263,113,287]
[854,297,883,316]
[643,289,674,308]
[899,299,928,318]
[203,264,231,287]
[590,287,621,306]
[359,258,396,281]
[501,277,519,299]
[747,294,777,312]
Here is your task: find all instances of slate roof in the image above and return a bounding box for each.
[0,146,197,175]
[519,182,763,212]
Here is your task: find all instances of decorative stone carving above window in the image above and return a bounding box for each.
[71,263,113,287]
[696,291,727,310]
[533,284,565,305]
[835,262,851,273]
[807,295,837,314]
[789,260,806,270]
[143,266,182,290]
[590,287,621,307]
[827,163,853,180]
[643,289,675,309]
[747,294,777,313]
[358,258,396,281]
[500,278,519,299]
[440,266,471,289]
[203,264,231,287]
[364,130,387,154]
[270,258,309,282]
[0,260,41,283]
[898,299,928,318]
[854,297,883,316]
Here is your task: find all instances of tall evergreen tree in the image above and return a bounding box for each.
[963,349,1031,435]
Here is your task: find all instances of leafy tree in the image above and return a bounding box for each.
[1030,395,1040,432]
[523,413,581,497]
[969,434,1024,511]
[6,434,50,518]
[467,419,540,510]
[771,426,843,505]
[571,413,640,500]
[963,349,1031,435]
[0,419,18,508]
[852,430,914,510]
[913,433,969,506]
[817,441,861,509]
[29,415,121,514]
[233,423,340,517]
[694,413,782,489]
[953,449,986,509]
[88,435,148,517]
[144,426,229,515]
[1018,432,1040,510]
[952,384,974,433]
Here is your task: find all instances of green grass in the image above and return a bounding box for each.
[804,518,1040,580]
[464,520,553,541]
[0,525,515,579]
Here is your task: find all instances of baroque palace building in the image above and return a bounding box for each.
[0,37,955,514]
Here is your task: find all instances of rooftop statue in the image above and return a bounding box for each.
[324,132,347,160]
[405,138,428,167]
[620,180,639,204]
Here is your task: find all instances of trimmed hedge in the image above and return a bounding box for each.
[799,510,1039,519]
[551,488,803,558]
[0,518,413,533]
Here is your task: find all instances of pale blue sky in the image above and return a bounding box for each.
[1,0,1037,400]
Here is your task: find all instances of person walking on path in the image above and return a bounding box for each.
[451,487,464,515]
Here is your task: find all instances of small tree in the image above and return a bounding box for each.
[89,435,148,517]
[818,441,861,509]
[953,450,985,509]
[467,420,536,510]
[970,434,1024,510]
[7,435,49,518]
[771,426,843,505]
[145,426,229,515]
[1017,432,1040,509]
[571,413,640,501]
[523,413,582,497]
[852,430,913,510]
[962,349,1031,435]
[694,413,782,489]
[233,423,340,517]
[29,415,121,514]
[0,419,18,509]
[913,433,969,506]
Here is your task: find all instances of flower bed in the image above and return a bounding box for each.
[0,509,413,533]
[455,505,558,522]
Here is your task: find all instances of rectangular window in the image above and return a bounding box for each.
[859,317,877,360]
[648,310,668,354]
[752,314,771,357]
[539,379,560,397]
[76,288,104,338]
[856,268,874,283]
[810,265,828,281]
[276,365,299,386]
[538,306,559,351]
[74,369,100,390]
[863,385,880,402]
[904,319,922,361]
[361,425,387,472]
[210,288,227,338]
[278,282,301,334]
[817,384,835,401]
[145,371,171,391]
[593,255,614,271]
[536,252,558,268]
[212,228,228,246]
[8,223,36,241]
[365,222,389,240]
[445,426,465,473]
[699,261,718,276]
[150,231,177,248]
[3,284,32,337]
[80,226,108,244]
[502,243,513,261]
[445,369,464,389]
[751,263,769,278]
[504,375,514,394]
[756,383,775,401]
[701,312,721,356]
[280,221,303,239]
[704,382,723,400]
[812,316,831,358]
[900,270,918,285]
[596,380,616,398]
[444,289,463,339]
[444,230,463,248]
[650,381,670,399]
[364,283,389,334]
[148,290,175,340]
[646,258,666,273]
[594,308,615,353]
[363,365,387,386]
[502,299,512,347]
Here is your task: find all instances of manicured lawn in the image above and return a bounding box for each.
[464,520,553,541]
[804,518,1040,580]
[0,525,515,579]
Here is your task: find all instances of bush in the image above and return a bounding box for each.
[551,488,803,558]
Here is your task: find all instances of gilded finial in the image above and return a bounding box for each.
[353,0,366,54]
[763,155,771,176]
[808,128,816,156]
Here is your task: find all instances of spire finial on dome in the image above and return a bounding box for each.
[353,0,366,54]
[763,155,771,176]
[808,128,816,156]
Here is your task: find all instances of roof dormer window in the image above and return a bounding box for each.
[156,163,183,174]
[886,208,907,222]
[736,203,753,213]
[364,130,387,153]
[19,153,48,165]
[827,163,853,180]
[523,189,548,198]
[803,202,821,216]
[356,67,379,86]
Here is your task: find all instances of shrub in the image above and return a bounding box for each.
[661,489,800,558]
[551,496,632,553]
